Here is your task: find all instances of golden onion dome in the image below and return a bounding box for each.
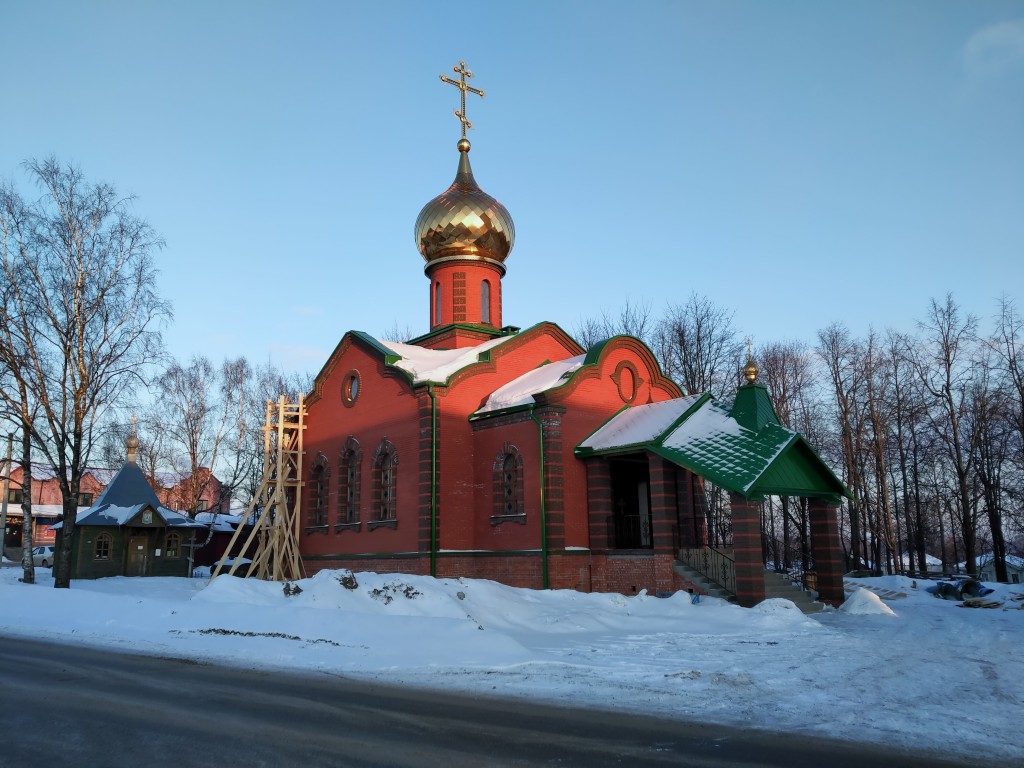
[414,140,515,273]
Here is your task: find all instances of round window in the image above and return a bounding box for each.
[341,370,361,407]
[614,361,639,404]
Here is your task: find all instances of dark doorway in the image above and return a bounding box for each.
[127,534,149,576]
[609,456,651,548]
[4,518,24,549]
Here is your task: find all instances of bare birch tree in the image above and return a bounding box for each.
[914,294,982,574]
[654,293,743,397]
[0,158,169,588]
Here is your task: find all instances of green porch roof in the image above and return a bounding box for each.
[576,385,852,503]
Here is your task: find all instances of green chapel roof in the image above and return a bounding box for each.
[576,392,851,503]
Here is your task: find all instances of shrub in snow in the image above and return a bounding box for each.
[337,571,359,590]
[369,582,423,605]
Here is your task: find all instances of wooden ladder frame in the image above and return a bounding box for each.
[212,395,305,582]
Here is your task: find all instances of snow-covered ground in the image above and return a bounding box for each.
[1,563,1021,762]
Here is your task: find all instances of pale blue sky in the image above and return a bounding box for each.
[3,1,1022,375]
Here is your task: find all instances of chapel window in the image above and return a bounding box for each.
[373,439,398,521]
[492,445,525,524]
[165,532,181,558]
[338,437,362,526]
[94,533,112,561]
[481,279,491,324]
[434,282,442,325]
[309,453,330,527]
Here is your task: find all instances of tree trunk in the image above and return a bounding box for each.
[18,427,35,584]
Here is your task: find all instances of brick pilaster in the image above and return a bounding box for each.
[730,492,765,608]
[809,499,845,606]
[416,389,436,555]
[537,406,567,550]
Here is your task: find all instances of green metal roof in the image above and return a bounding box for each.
[576,387,851,502]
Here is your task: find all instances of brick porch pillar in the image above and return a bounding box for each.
[585,458,612,551]
[809,498,845,607]
[647,455,676,555]
[730,492,765,608]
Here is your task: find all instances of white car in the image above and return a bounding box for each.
[31,546,56,567]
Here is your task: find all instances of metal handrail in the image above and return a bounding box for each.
[679,546,736,594]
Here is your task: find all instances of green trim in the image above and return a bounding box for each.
[529,406,550,589]
[581,334,649,366]
[349,330,404,366]
[302,551,423,561]
[406,323,510,346]
[440,549,541,557]
[468,403,533,422]
[428,384,439,577]
[572,404,632,458]
[583,338,613,366]
[301,548,590,560]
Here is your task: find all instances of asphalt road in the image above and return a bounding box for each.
[0,634,977,767]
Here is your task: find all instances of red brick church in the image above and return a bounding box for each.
[298,63,851,607]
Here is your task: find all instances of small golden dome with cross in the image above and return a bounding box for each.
[414,61,515,271]
[742,338,759,384]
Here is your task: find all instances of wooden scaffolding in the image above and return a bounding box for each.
[212,395,305,582]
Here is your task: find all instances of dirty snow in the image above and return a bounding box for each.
[1,567,1021,763]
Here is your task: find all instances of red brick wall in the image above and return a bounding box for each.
[302,338,423,556]
[471,414,543,551]
[427,261,504,334]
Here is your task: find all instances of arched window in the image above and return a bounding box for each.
[308,453,330,527]
[337,437,362,526]
[492,444,526,524]
[94,533,112,561]
[434,281,442,325]
[481,279,491,324]
[165,532,181,559]
[373,439,398,521]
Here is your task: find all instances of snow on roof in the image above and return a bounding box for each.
[475,356,586,415]
[661,400,793,493]
[19,504,84,518]
[194,511,243,532]
[94,463,162,509]
[898,552,943,568]
[53,503,205,529]
[973,552,1024,570]
[379,335,515,384]
[578,396,703,451]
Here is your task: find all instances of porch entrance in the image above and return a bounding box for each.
[127,534,150,576]
[609,456,651,548]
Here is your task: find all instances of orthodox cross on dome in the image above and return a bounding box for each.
[440,60,484,142]
[127,415,140,463]
[743,337,759,384]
